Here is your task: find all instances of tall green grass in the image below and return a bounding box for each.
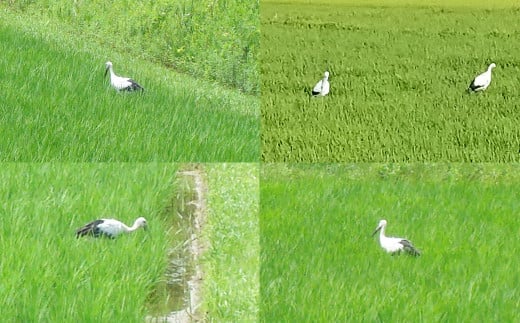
[2,0,259,94]
[202,163,259,322]
[0,16,259,161]
[261,164,520,321]
[0,163,177,321]
[263,0,520,8]
[261,2,520,162]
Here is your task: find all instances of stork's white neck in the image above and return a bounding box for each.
[379,225,386,241]
[108,66,116,78]
[125,220,142,233]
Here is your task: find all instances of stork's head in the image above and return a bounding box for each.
[489,63,496,70]
[324,71,330,79]
[135,217,148,231]
[104,61,113,77]
[372,219,387,236]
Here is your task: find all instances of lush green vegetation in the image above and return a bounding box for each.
[263,0,519,8]
[202,163,259,322]
[261,164,520,321]
[0,163,260,321]
[261,1,520,162]
[0,163,177,321]
[3,0,259,94]
[0,12,259,161]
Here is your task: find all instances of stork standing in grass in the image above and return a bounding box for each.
[468,63,496,93]
[76,217,148,238]
[372,219,420,256]
[312,71,330,96]
[104,61,144,92]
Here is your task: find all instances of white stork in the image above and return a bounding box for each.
[104,61,144,92]
[468,63,496,92]
[76,217,148,238]
[312,71,330,96]
[372,219,420,256]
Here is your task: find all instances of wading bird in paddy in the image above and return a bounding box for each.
[468,63,496,92]
[104,61,144,92]
[372,219,420,256]
[76,217,148,238]
[312,71,330,96]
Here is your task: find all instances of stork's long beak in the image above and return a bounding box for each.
[104,67,109,78]
[372,225,382,237]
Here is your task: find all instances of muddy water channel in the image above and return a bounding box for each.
[147,169,205,322]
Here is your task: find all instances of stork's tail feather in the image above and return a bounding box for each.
[75,226,92,238]
[75,219,103,238]
[400,239,421,256]
[126,79,144,91]
[406,246,421,256]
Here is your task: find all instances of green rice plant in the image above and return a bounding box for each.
[0,163,177,321]
[261,163,520,322]
[261,1,520,162]
[202,163,259,322]
[0,12,259,162]
[263,0,519,8]
[2,0,259,94]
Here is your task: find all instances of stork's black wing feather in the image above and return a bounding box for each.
[399,239,421,256]
[76,219,104,238]
[468,79,483,92]
[125,79,144,92]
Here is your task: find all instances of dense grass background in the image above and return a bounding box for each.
[261,164,520,321]
[3,0,259,94]
[0,163,177,321]
[0,12,259,161]
[261,1,520,162]
[263,0,519,8]
[202,163,259,322]
[0,163,260,321]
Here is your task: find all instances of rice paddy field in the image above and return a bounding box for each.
[0,164,177,321]
[261,0,520,162]
[0,9,259,162]
[202,163,259,322]
[261,163,520,321]
[0,163,259,321]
